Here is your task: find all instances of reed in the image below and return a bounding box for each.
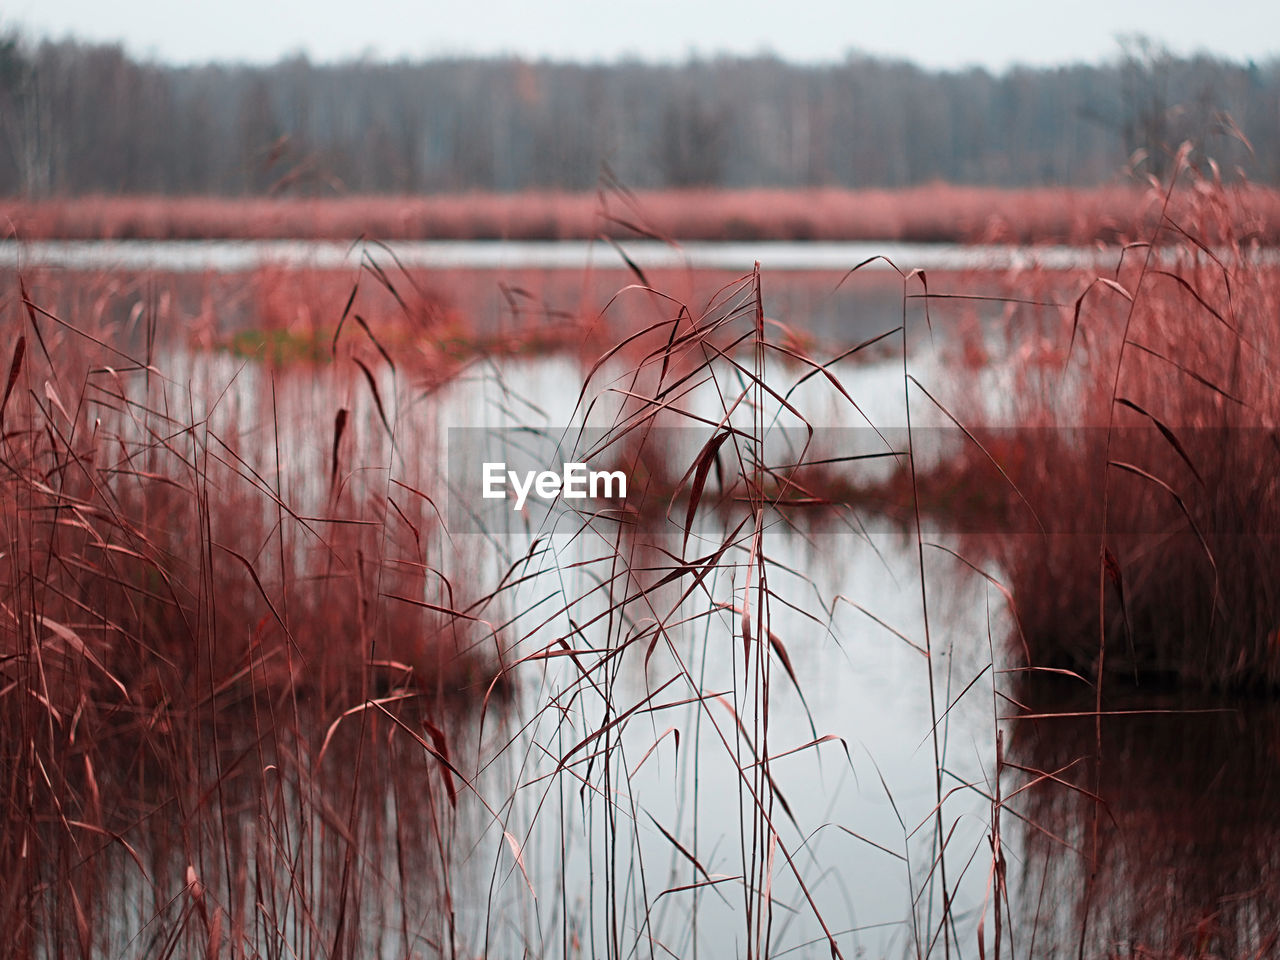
[0,265,506,956]
[4,161,1276,960]
[918,156,1280,691]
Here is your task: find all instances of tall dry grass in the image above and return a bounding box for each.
[4,241,967,958]
[0,263,511,956]
[4,160,1277,960]
[912,157,1280,691]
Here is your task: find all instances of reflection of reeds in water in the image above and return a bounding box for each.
[34,703,474,958]
[1006,685,1280,958]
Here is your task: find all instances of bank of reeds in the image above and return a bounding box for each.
[9,181,1280,244]
[902,157,1280,692]
[0,269,509,956]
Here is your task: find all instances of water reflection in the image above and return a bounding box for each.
[467,519,997,959]
[1006,684,1280,958]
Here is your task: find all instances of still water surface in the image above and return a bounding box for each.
[2,238,1119,273]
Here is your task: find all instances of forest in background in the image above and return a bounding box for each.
[0,31,1277,197]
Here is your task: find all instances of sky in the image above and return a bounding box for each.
[6,0,1279,71]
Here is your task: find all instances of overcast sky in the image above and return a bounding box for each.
[7,0,1278,71]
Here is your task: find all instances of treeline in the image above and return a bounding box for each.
[1,32,1277,197]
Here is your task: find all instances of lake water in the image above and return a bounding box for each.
[6,245,1277,959]
[0,238,1122,273]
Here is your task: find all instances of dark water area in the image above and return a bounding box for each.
[1006,683,1280,958]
